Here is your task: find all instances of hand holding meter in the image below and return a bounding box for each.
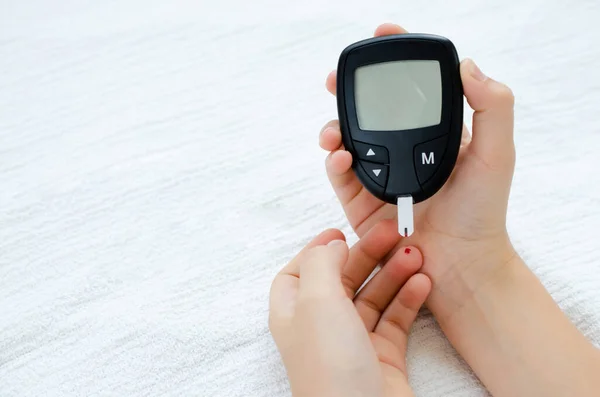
[336,34,463,236]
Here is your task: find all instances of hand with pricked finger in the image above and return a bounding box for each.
[320,23,517,305]
[269,220,431,397]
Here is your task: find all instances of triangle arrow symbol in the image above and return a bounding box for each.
[366,148,376,156]
[372,169,381,177]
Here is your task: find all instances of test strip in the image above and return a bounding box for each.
[397,196,414,237]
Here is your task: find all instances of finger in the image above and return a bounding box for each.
[269,229,345,331]
[326,70,337,96]
[324,142,396,234]
[340,219,401,297]
[320,108,394,234]
[374,273,432,358]
[461,58,515,169]
[373,23,408,36]
[325,24,408,97]
[373,335,415,392]
[324,145,361,202]
[326,155,396,236]
[326,149,353,176]
[298,240,349,299]
[324,136,387,225]
[319,120,343,151]
[354,246,423,331]
[276,229,345,279]
[346,193,395,237]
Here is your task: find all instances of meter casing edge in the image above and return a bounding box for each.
[336,34,463,204]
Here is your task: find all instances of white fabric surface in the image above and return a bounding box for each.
[2,1,600,395]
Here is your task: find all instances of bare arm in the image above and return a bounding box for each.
[428,248,600,397]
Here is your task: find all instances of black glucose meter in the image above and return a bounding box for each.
[336,34,463,233]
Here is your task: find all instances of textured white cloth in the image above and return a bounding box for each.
[1,1,600,396]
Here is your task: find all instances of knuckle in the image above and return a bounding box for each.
[298,247,327,272]
[296,293,330,313]
[325,151,334,165]
[356,294,381,314]
[385,315,410,336]
[310,245,336,259]
[494,83,515,107]
[340,272,356,297]
[305,245,326,261]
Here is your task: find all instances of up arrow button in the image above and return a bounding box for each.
[353,141,389,164]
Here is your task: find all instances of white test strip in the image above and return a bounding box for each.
[397,196,414,237]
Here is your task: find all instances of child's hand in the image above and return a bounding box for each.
[269,220,431,397]
[320,23,517,309]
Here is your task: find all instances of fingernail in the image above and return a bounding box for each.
[404,247,412,254]
[469,59,487,82]
[327,239,345,247]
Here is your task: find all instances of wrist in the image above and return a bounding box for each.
[423,239,600,397]
[423,234,519,324]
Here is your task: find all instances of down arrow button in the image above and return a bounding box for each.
[360,161,389,187]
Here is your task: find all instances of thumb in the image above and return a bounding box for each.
[461,58,516,169]
[298,240,349,299]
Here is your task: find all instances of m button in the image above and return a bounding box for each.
[414,135,447,185]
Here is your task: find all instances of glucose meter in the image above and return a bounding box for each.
[336,33,463,236]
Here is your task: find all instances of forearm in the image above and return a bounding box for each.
[428,250,600,397]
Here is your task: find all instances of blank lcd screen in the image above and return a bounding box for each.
[354,60,442,131]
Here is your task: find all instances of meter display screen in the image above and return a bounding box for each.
[354,60,442,131]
